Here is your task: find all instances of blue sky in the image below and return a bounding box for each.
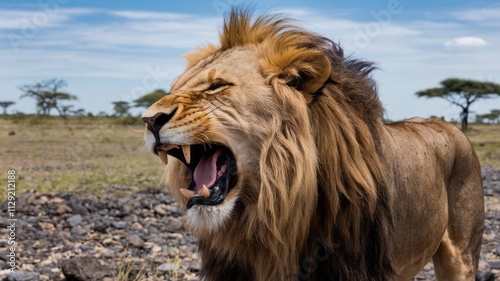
[1,0,499,121]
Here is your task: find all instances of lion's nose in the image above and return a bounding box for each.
[142,110,176,135]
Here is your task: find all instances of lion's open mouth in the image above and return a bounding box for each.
[155,143,237,209]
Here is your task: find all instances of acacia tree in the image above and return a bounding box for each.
[133,89,167,108]
[0,101,15,114]
[61,105,74,116]
[112,101,130,116]
[477,109,500,124]
[20,79,77,117]
[416,78,500,130]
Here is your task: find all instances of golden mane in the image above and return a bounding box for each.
[181,10,395,280]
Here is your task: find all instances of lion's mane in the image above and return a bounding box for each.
[182,10,395,281]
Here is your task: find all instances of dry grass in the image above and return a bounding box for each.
[1,116,498,203]
[465,124,500,169]
[0,115,164,202]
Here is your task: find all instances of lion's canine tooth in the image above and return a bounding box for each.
[180,188,195,198]
[201,184,210,198]
[158,150,168,165]
[182,145,191,164]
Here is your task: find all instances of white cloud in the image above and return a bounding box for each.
[452,8,500,22]
[109,10,190,21]
[0,9,220,52]
[0,10,70,29]
[444,36,488,47]
[0,8,97,30]
[1,6,500,119]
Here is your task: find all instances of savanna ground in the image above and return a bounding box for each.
[0,115,500,280]
[1,115,499,202]
[0,115,164,202]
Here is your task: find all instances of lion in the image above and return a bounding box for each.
[142,9,484,281]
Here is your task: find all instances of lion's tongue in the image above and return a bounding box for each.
[193,149,224,192]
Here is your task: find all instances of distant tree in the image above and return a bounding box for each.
[112,101,130,116]
[72,108,86,116]
[61,105,74,116]
[492,109,500,122]
[133,89,167,108]
[20,81,49,115]
[0,101,15,114]
[20,79,77,117]
[477,109,500,124]
[416,78,500,130]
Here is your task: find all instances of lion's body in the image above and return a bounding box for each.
[383,118,484,279]
[142,10,484,281]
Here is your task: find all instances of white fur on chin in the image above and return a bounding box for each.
[185,195,238,234]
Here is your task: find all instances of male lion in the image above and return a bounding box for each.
[142,10,484,281]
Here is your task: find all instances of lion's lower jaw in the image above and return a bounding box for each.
[185,195,238,234]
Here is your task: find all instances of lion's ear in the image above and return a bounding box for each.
[262,48,331,96]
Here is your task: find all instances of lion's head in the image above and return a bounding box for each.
[143,9,393,281]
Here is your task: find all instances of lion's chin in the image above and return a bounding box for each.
[185,194,238,234]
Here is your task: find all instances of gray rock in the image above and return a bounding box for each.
[67,215,83,227]
[478,260,491,272]
[476,271,495,281]
[5,271,39,281]
[154,204,169,215]
[489,261,500,269]
[122,204,133,214]
[111,221,126,229]
[483,231,496,242]
[484,189,494,196]
[158,262,178,272]
[70,225,88,236]
[0,251,9,262]
[190,258,202,272]
[55,203,73,214]
[92,217,110,233]
[147,225,160,235]
[147,234,163,245]
[127,235,145,248]
[122,214,137,223]
[165,218,183,231]
[60,256,112,281]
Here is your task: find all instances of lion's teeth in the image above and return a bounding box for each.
[201,184,210,198]
[158,150,168,165]
[182,145,191,164]
[180,188,195,198]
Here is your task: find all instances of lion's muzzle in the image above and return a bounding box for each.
[142,110,238,209]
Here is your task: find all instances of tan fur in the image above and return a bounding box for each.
[184,44,218,69]
[142,9,484,281]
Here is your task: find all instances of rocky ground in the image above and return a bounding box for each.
[1,166,500,281]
